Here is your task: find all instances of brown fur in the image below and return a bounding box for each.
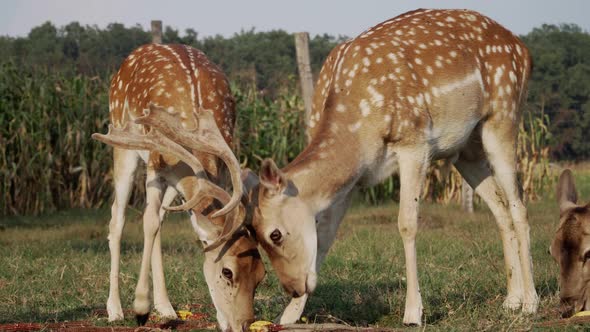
[552,170,590,316]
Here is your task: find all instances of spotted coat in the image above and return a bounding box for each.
[108,43,236,171]
[307,8,531,156]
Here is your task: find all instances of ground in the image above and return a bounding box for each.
[1,168,589,331]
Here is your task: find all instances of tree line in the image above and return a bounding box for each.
[0,21,588,160]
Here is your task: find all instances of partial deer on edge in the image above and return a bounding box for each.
[92,44,265,331]
[552,169,590,317]
[247,9,538,325]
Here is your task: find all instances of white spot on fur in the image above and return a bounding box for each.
[509,71,517,83]
[360,99,371,117]
[494,67,504,85]
[367,86,384,108]
[348,121,362,132]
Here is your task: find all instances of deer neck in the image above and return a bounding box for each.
[282,119,363,214]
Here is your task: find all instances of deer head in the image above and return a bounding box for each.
[552,169,590,316]
[249,159,318,297]
[191,172,265,332]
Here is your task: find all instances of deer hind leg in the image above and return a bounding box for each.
[150,186,178,319]
[133,168,165,324]
[397,147,429,326]
[481,120,538,313]
[107,148,139,321]
[454,153,524,310]
[279,192,353,325]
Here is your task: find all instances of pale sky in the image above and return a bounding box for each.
[1,0,589,38]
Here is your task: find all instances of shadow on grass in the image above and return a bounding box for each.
[0,305,100,324]
[255,280,396,327]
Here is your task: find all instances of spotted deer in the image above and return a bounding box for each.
[249,9,538,325]
[552,169,590,317]
[92,44,265,331]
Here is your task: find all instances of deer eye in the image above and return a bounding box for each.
[270,229,282,244]
[222,267,233,280]
[583,251,590,262]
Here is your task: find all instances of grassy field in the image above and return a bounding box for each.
[1,169,589,330]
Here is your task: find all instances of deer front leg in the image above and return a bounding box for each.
[107,148,138,321]
[397,148,429,326]
[134,169,165,324]
[279,294,309,324]
[151,186,178,319]
[279,193,352,324]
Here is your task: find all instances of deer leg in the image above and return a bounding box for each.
[159,186,178,220]
[482,123,538,313]
[133,168,165,324]
[279,294,309,324]
[151,186,178,319]
[107,148,138,321]
[454,156,524,310]
[279,192,353,324]
[397,148,429,326]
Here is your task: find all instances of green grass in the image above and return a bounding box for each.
[1,171,589,330]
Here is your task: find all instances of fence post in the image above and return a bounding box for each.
[462,179,474,213]
[151,20,163,44]
[294,32,314,143]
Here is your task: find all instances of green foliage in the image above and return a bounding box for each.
[0,61,113,215]
[232,82,307,168]
[522,24,590,160]
[0,22,345,94]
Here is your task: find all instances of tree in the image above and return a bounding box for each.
[522,24,590,160]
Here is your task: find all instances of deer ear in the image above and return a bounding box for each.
[259,158,287,194]
[557,169,578,213]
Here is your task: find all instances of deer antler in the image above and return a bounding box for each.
[135,104,243,219]
[92,123,205,177]
[164,179,229,212]
[92,122,245,244]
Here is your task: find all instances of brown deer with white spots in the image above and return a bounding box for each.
[248,9,538,325]
[552,169,590,317]
[92,44,265,331]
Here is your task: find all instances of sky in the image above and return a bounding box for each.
[1,0,589,38]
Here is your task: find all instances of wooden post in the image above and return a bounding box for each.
[294,32,314,143]
[151,20,163,44]
[462,179,474,213]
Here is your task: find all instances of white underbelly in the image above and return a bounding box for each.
[428,116,480,159]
